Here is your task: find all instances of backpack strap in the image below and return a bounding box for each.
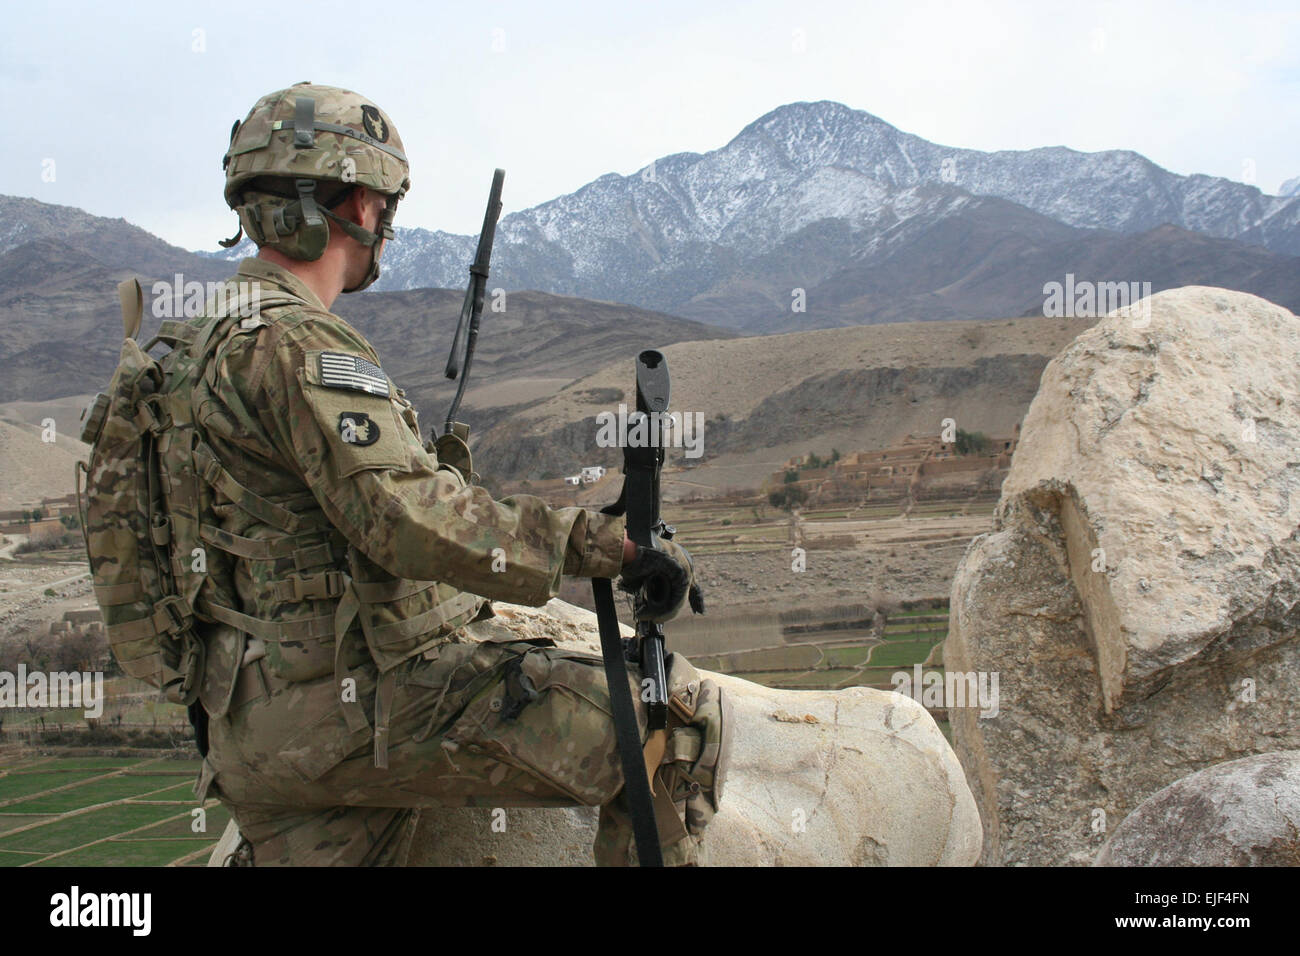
[198,524,340,566]
[359,592,483,652]
[204,602,336,643]
[191,310,231,362]
[192,291,310,353]
[105,594,189,641]
[333,582,374,738]
[142,319,200,353]
[349,578,439,603]
[192,441,306,534]
[192,291,314,390]
[113,278,307,353]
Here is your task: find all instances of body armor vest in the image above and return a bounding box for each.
[80,276,484,766]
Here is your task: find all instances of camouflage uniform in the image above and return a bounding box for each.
[193,259,721,866]
[158,83,731,866]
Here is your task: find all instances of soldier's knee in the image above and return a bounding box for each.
[588,650,736,866]
[652,652,733,841]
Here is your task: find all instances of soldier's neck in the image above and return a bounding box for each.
[257,247,346,310]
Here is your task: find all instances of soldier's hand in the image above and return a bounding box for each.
[619,536,704,622]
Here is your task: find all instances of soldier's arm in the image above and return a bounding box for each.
[257,316,626,606]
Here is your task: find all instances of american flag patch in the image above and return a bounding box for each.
[319,352,390,397]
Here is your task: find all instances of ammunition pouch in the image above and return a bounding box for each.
[198,624,245,720]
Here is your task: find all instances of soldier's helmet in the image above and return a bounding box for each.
[220,82,410,289]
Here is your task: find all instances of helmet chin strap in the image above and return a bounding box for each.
[324,190,402,293]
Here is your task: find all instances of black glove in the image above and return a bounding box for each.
[619,536,705,623]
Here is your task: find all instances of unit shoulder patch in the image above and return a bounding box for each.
[318,351,390,397]
[338,412,380,447]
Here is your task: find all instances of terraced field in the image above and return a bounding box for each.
[0,756,223,866]
[688,605,953,740]
[691,610,948,692]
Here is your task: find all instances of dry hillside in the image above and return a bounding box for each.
[0,396,92,509]
[474,314,1098,489]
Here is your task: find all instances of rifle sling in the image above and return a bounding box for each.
[592,576,663,867]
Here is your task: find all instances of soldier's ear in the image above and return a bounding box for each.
[360,187,388,233]
[327,186,364,230]
[332,186,387,235]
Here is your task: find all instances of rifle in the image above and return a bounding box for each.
[591,349,676,867]
[441,168,505,439]
[438,175,671,864]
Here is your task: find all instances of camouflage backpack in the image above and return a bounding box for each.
[77,278,304,704]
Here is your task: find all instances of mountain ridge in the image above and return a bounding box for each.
[192,99,1300,328]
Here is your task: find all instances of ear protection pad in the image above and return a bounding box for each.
[269,179,330,260]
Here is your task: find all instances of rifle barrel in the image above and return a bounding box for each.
[443,168,505,433]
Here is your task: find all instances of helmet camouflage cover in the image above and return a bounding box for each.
[221,82,410,288]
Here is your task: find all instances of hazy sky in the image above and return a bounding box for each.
[2,0,1296,251]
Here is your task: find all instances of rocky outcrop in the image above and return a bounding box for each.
[211,599,981,866]
[406,672,981,866]
[946,287,1300,865]
[1096,751,1300,866]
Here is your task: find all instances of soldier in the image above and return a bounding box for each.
[185,83,729,865]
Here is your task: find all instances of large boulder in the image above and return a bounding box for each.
[947,287,1300,865]
[1096,751,1300,866]
[211,600,981,866]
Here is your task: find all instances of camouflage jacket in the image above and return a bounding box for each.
[194,257,625,681]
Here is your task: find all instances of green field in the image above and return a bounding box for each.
[0,770,105,802]
[0,757,220,867]
[880,627,944,641]
[3,774,188,813]
[708,609,949,709]
[821,644,875,667]
[706,644,825,673]
[865,640,935,667]
[16,756,145,770]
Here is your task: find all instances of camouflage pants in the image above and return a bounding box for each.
[203,630,711,866]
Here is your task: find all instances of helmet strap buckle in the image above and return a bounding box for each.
[295,178,323,228]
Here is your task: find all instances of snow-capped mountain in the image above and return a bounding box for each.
[203,100,1300,327]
